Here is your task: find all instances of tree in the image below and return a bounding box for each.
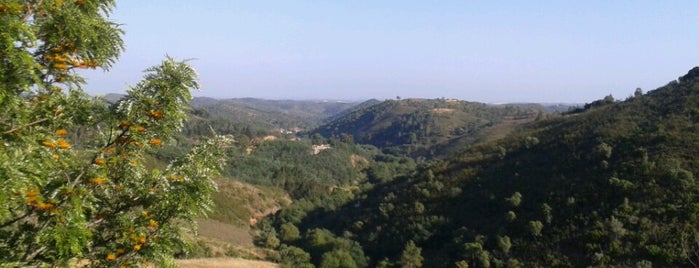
[496,235,512,255]
[399,240,423,268]
[280,245,315,268]
[0,1,228,266]
[280,222,301,242]
[320,249,358,268]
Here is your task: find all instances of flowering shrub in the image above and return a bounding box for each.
[0,1,228,266]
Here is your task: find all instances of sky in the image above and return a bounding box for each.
[82,1,699,103]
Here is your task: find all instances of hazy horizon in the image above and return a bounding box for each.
[82,1,699,104]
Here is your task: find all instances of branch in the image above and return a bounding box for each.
[23,245,47,262]
[21,0,43,22]
[1,118,49,135]
[0,210,32,229]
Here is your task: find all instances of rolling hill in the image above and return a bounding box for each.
[269,67,699,267]
[190,98,365,132]
[311,98,551,158]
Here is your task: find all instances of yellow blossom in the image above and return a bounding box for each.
[138,236,146,244]
[133,244,141,251]
[55,129,68,136]
[148,219,158,228]
[94,158,106,165]
[106,253,116,261]
[52,154,60,160]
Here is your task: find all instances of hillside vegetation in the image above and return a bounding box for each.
[312,98,550,157]
[264,67,699,267]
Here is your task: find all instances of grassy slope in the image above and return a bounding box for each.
[184,178,289,260]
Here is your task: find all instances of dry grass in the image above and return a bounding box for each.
[176,257,278,268]
[179,178,289,260]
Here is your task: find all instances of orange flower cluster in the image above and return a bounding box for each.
[55,129,68,136]
[94,158,106,165]
[42,138,71,149]
[149,110,164,119]
[25,189,55,211]
[148,219,158,228]
[56,138,70,149]
[89,177,107,185]
[118,120,131,129]
[167,175,185,182]
[128,234,148,252]
[35,202,54,211]
[101,146,116,154]
[44,45,100,72]
[42,141,56,148]
[25,188,40,204]
[148,138,162,146]
[106,253,116,261]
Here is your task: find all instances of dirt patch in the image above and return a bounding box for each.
[176,257,278,268]
[432,108,455,114]
[196,219,253,246]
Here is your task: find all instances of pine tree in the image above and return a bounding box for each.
[399,240,423,268]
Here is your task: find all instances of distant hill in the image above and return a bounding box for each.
[281,67,699,267]
[190,98,365,132]
[311,98,551,157]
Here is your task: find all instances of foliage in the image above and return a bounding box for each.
[0,1,227,266]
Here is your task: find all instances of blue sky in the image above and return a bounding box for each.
[82,1,699,103]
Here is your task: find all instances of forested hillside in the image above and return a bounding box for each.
[264,67,699,267]
[312,98,550,157]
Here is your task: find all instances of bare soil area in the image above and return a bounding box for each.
[176,257,278,268]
